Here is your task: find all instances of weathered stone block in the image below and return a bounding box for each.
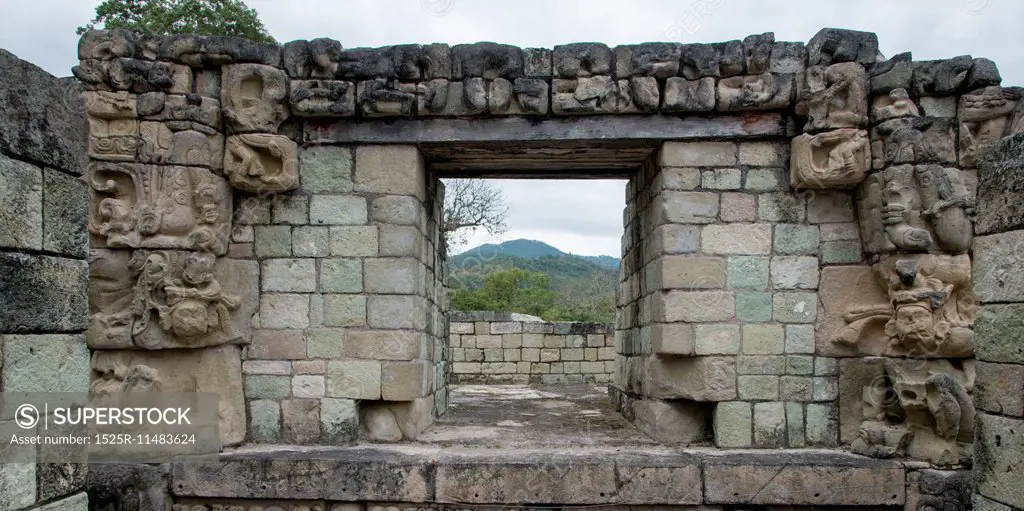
[739,375,779,400]
[655,191,719,224]
[329,226,378,256]
[702,224,772,255]
[975,413,1024,507]
[770,256,819,290]
[786,324,815,354]
[695,324,740,355]
[736,292,772,323]
[249,399,281,442]
[714,401,752,447]
[742,324,785,354]
[976,134,1024,234]
[310,195,368,225]
[975,232,1024,302]
[1,334,89,392]
[754,402,787,447]
[319,258,362,293]
[300,146,354,193]
[292,226,329,257]
[702,168,742,190]
[381,361,428,400]
[292,375,326,399]
[655,256,725,289]
[324,294,366,327]
[660,141,737,167]
[254,225,291,257]
[651,323,695,356]
[631,398,711,445]
[327,359,382,399]
[342,330,424,360]
[662,77,715,112]
[261,259,316,292]
[364,258,419,294]
[355,145,424,199]
[774,292,818,323]
[42,168,88,257]
[746,168,786,191]
[652,224,700,254]
[654,290,735,323]
[976,304,1024,365]
[807,28,879,66]
[0,253,88,333]
[727,256,769,290]
[645,356,737,401]
[258,294,309,329]
[720,192,756,222]
[806,402,839,446]
[758,192,806,222]
[248,329,306,360]
[282,398,320,444]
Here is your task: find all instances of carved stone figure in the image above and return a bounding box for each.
[912,57,973,96]
[85,91,141,162]
[289,80,355,117]
[790,128,870,189]
[717,73,792,111]
[906,470,973,511]
[663,77,715,112]
[871,88,920,123]
[88,162,232,254]
[871,118,957,169]
[357,79,416,117]
[856,165,973,255]
[616,77,659,113]
[849,358,975,466]
[87,249,258,350]
[78,30,138,60]
[91,345,246,446]
[282,38,342,79]
[138,122,224,169]
[143,94,221,131]
[416,79,450,115]
[221,64,289,132]
[551,77,616,114]
[223,134,299,193]
[487,78,549,115]
[958,86,1021,167]
[797,62,869,132]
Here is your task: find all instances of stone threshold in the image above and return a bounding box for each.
[173,445,905,506]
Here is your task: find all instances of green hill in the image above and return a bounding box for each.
[448,240,619,322]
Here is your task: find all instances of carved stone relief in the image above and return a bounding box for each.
[717,72,792,111]
[616,77,660,113]
[88,162,232,255]
[221,64,289,132]
[138,122,224,169]
[87,249,257,350]
[172,501,325,511]
[871,88,920,123]
[663,77,715,112]
[487,78,549,115]
[85,91,141,162]
[870,117,957,169]
[856,165,974,255]
[790,128,870,189]
[289,80,355,117]
[223,134,299,193]
[797,62,869,132]
[958,86,1022,167]
[848,357,975,466]
[551,76,616,114]
[91,345,246,446]
[282,37,343,79]
[906,470,973,511]
[357,79,416,117]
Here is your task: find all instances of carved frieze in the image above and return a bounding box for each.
[717,72,792,111]
[797,62,869,132]
[616,77,660,113]
[91,345,246,446]
[870,117,957,169]
[282,37,343,79]
[663,77,715,112]
[871,88,920,123]
[551,76,616,115]
[906,470,973,511]
[357,79,416,117]
[790,128,870,189]
[138,122,224,169]
[856,165,973,255]
[223,134,299,193]
[78,29,138,60]
[487,78,549,115]
[88,162,232,254]
[221,64,289,132]
[87,248,257,350]
[85,91,141,162]
[289,80,355,117]
[958,86,1022,167]
[74,58,191,94]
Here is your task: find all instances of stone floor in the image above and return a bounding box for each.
[419,384,657,447]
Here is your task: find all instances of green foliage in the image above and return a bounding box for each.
[449,254,618,322]
[78,0,276,43]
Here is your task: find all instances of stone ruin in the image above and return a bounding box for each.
[0,25,1022,511]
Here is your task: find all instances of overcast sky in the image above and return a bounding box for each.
[3,0,1020,257]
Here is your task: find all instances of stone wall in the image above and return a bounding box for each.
[971,134,1024,510]
[0,49,90,510]
[448,311,614,384]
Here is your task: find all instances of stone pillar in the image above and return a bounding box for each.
[971,134,1024,510]
[239,144,446,443]
[0,49,90,510]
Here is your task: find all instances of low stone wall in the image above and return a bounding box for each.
[449,312,614,384]
[0,49,90,510]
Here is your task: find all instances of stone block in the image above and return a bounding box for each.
[821,240,862,263]
[0,254,87,333]
[815,265,889,357]
[737,355,786,375]
[631,398,711,445]
[651,323,695,356]
[329,226,378,256]
[248,329,306,359]
[660,141,737,167]
[807,28,878,66]
[0,334,90,392]
[702,168,742,190]
[745,168,786,191]
[242,360,291,375]
[652,224,700,254]
[381,361,428,400]
[655,256,726,289]
[272,194,309,224]
[658,167,701,190]
[249,399,280,442]
[742,324,785,354]
[0,463,36,509]
[368,295,427,329]
[757,193,805,222]
[663,77,715,112]
[371,195,421,225]
[973,494,1014,511]
[702,224,772,255]
[806,191,856,223]
[324,294,366,327]
[320,397,358,443]
[772,224,819,255]
[786,356,814,375]
[364,258,419,294]
[736,292,772,323]
[35,493,89,511]
[739,374,780,400]
[780,376,813,400]
[282,398,320,444]
[727,256,769,290]
[310,195,368,225]
[342,330,424,360]
[259,294,310,329]
[695,324,740,355]
[976,413,1024,507]
[261,259,316,292]
[787,401,806,447]
[654,290,735,322]
[292,375,326,398]
[656,191,719,224]
[719,192,756,222]
[975,232,1024,302]
[975,362,1024,417]
[355,145,425,199]
[254,225,291,257]
[244,375,290,399]
[327,359,382,399]
[379,226,422,257]
[976,304,1024,364]
[319,258,363,293]
[292,226,330,257]
[905,469,973,511]
[42,168,88,257]
[819,222,860,241]
[976,134,1024,234]
[645,356,737,401]
[300,146,354,193]
[785,324,815,354]
[754,402,786,447]
[770,256,819,290]
[806,403,839,446]
[714,401,752,447]
[773,292,818,323]
[740,141,786,166]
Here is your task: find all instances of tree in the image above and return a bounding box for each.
[450,268,557,319]
[442,179,509,249]
[77,0,276,43]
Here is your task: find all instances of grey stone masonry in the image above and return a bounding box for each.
[0,49,90,511]
[449,311,614,384]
